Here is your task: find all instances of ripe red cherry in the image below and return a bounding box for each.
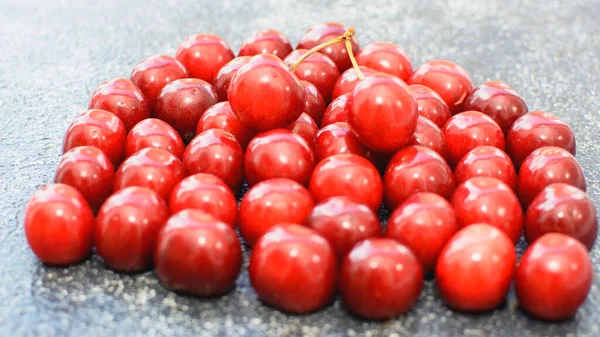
[340,238,423,320]
[307,196,381,259]
[300,81,326,125]
[383,145,455,211]
[297,22,359,71]
[321,93,350,127]
[114,147,185,201]
[525,183,597,250]
[408,84,452,129]
[515,233,592,321]
[286,113,318,145]
[356,42,412,81]
[348,73,418,153]
[24,184,94,265]
[454,146,517,190]
[130,55,188,109]
[409,115,447,158]
[175,34,234,83]
[95,187,169,272]
[284,49,340,103]
[239,179,314,246]
[331,66,378,101]
[443,110,505,166]
[436,224,516,312]
[386,193,458,274]
[213,56,251,102]
[506,111,576,168]
[517,146,586,207]
[314,122,371,162]
[239,29,293,59]
[183,129,244,193]
[155,209,242,296]
[249,224,337,313]
[196,102,255,148]
[169,173,237,229]
[464,81,528,133]
[54,146,115,210]
[88,78,150,130]
[125,118,185,159]
[63,109,126,167]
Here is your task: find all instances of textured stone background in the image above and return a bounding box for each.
[0,0,599,336]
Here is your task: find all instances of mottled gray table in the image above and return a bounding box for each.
[1,0,599,336]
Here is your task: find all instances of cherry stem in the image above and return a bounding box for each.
[290,27,358,73]
[345,38,365,80]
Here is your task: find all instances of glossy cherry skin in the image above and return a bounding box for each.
[125,118,185,159]
[300,80,326,125]
[239,179,314,246]
[54,146,115,210]
[130,55,188,109]
[356,42,412,81]
[169,173,238,228]
[464,81,528,133]
[454,146,517,190]
[286,113,318,145]
[516,233,592,321]
[155,209,242,296]
[249,224,337,314]
[239,29,293,59]
[340,238,423,320]
[386,193,458,274]
[284,49,339,103]
[383,145,455,211]
[196,102,255,148]
[348,73,418,153]
[95,187,169,272]
[314,122,371,162]
[321,93,350,127]
[408,84,452,129]
[517,146,586,207]
[183,129,244,193]
[307,196,381,260]
[175,34,235,83]
[331,66,378,101]
[213,56,251,102]
[297,22,359,71]
[409,115,448,159]
[436,224,516,312]
[88,78,150,130]
[443,110,505,166]
[506,111,576,168]
[114,147,185,201]
[24,184,94,265]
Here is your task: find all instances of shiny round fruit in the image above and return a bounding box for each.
[314,122,371,162]
[175,34,234,83]
[297,22,359,71]
[300,80,326,125]
[284,49,339,103]
[409,115,447,158]
[321,93,350,127]
[331,66,378,102]
[454,146,517,190]
[125,118,185,159]
[239,29,293,59]
[88,78,150,130]
[130,54,188,109]
[408,84,451,128]
[286,113,318,145]
[213,56,251,102]
[356,42,412,81]
[196,101,255,148]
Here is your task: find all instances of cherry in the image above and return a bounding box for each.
[300,81,326,125]
[383,145,455,211]
[517,146,586,207]
[297,22,359,71]
[239,29,293,59]
[321,92,350,127]
[348,73,418,153]
[443,110,505,166]
[436,224,516,312]
[169,173,238,229]
[125,118,185,159]
[386,193,458,274]
[95,187,169,272]
[409,115,447,159]
[239,178,314,246]
[183,129,244,193]
[331,66,378,101]
[63,109,126,167]
[408,84,452,129]
[249,224,337,313]
[175,34,234,83]
[196,102,255,148]
[340,238,423,320]
[515,233,592,321]
[464,81,528,133]
[286,113,319,145]
[114,147,185,201]
[454,146,517,190]
[213,56,251,102]
[54,146,115,210]
[130,55,188,109]
[284,49,339,103]
[88,78,150,130]
[314,122,371,162]
[24,184,94,265]
[356,42,412,81]
[155,209,242,296]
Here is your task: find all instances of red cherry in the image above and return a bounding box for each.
[239,29,293,59]
[321,92,350,127]
[54,146,115,210]
[95,187,169,272]
[239,179,314,246]
[443,110,505,166]
[348,73,418,153]
[517,146,586,207]
[408,84,452,129]
[340,238,423,320]
[196,102,255,148]
[314,122,371,162]
[63,109,126,167]
[249,224,337,313]
[454,146,517,190]
[114,147,185,201]
[356,42,412,81]
[175,34,234,83]
[331,66,378,101]
[386,193,458,274]
[183,129,244,193]
[125,118,185,159]
[436,224,516,312]
[409,115,447,158]
[307,196,381,259]
[213,56,251,102]
[88,78,150,130]
[130,55,188,109]
[297,22,359,71]
[24,184,94,265]
[169,173,238,229]
[155,209,242,296]
[286,113,319,145]
[516,233,592,321]
[300,80,326,125]
[284,49,340,103]
[383,145,455,211]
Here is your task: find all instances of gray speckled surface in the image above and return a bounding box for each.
[0,0,599,336]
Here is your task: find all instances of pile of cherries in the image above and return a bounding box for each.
[24,22,597,322]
